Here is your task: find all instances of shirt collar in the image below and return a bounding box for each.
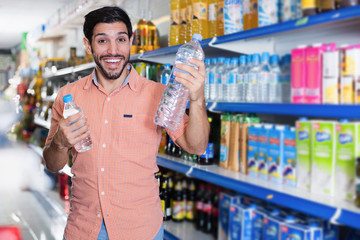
[83,64,137,91]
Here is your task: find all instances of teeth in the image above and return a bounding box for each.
[105,59,120,63]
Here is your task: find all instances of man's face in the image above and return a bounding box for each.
[84,22,132,80]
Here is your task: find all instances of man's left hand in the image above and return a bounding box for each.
[173,58,206,104]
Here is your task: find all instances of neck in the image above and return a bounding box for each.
[95,64,130,94]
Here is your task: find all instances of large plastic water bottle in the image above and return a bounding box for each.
[215,57,226,102]
[208,58,218,101]
[160,63,172,85]
[269,54,281,103]
[238,55,247,102]
[204,58,211,101]
[258,52,271,103]
[247,54,260,102]
[227,57,239,102]
[63,94,92,152]
[154,34,205,131]
[243,54,253,102]
[221,58,231,102]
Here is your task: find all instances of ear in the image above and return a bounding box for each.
[83,37,92,55]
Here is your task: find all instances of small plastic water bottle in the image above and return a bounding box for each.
[269,54,281,103]
[247,54,260,103]
[63,94,92,152]
[208,58,218,101]
[154,34,205,131]
[227,57,239,102]
[221,58,231,102]
[215,57,226,102]
[258,52,271,103]
[238,55,247,102]
[160,63,172,85]
[243,54,253,102]
[204,58,211,101]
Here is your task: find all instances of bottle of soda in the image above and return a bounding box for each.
[186,178,196,221]
[195,182,206,229]
[202,184,214,233]
[160,175,171,221]
[211,187,221,238]
[198,116,214,165]
[172,178,185,222]
[166,136,174,156]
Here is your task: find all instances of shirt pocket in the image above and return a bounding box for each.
[121,113,159,145]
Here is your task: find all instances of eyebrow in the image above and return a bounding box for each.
[94,31,129,38]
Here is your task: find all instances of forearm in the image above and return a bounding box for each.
[43,138,69,173]
[182,100,210,155]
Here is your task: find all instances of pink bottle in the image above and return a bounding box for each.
[291,45,307,103]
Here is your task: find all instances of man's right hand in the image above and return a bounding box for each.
[52,112,91,151]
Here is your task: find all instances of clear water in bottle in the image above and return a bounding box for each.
[269,54,281,103]
[63,94,92,152]
[154,34,205,130]
[258,52,271,103]
[160,63,172,85]
[208,58,218,101]
[221,58,231,102]
[243,54,253,102]
[238,55,247,102]
[204,58,211,101]
[247,54,260,103]
[227,57,239,102]
[215,57,226,102]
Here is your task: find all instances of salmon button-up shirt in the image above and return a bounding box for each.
[45,65,188,240]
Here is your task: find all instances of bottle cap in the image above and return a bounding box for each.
[261,52,270,62]
[270,54,279,64]
[211,58,218,64]
[192,33,203,41]
[239,55,247,64]
[63,94,73,103]
[231,57,238,65]
[164,63,171,67]
[204,58,211,64]
[253,54,260,64]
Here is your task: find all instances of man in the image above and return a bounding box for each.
[43,6,209,240]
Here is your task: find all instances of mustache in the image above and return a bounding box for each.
[99,54,126,60]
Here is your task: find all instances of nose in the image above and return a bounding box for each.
[107,40,118,55]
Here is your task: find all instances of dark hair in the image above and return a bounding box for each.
[83,6,133,44]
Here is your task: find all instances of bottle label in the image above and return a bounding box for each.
[260,72,272,83]
[193,2,208,20]
[200,143,214,158]
[161,74,170,85]
[186,5,193,23]
[203,203,212,213]
[217,1,224,21]
[222,74,227,84]
[186,201,195,220]
[212,207,219,217]
[208,3,217,21]
[228,73,237,84]
[302,0,317,9]
[220,145,228,162]
[216,72,222,84]
[209,72,215,84]
[196,201,203,210]
[238,73,245,83]
[249,72,258,83]
[171,9,180,25]
[172,201,185,219]
[166,207,172,217]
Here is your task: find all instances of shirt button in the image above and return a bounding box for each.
[102,144,106,148]
[101,192,105,195]
[97,214,101,218]
[107,97,110,101]
[104,120,108,124]
[101,168,104,172]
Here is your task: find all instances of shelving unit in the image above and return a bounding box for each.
[156,154,360,231]
[164,221,215,240]
[27,5,360,239]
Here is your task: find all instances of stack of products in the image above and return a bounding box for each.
[291,43,360,104]
[169,0,359,46]
[205,53,291,103]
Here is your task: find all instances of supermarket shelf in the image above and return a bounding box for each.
[156,154,360,230]
[164,220,214,240]
[34,117,51,129]
[42,62,95,79]
[206,102,360,119]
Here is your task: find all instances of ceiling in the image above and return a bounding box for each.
[0,0,68,50]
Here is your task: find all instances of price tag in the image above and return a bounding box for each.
[295,17,309,27]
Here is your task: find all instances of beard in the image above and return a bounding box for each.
[92,49,130,80]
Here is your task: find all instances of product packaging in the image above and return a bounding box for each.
[340,46,360,104]
[224,0,243,34]
[258,0,279,27]
[311,120,337,197]
[229,114,241,171]
[220,113,232,169]
[248,124,261,178]
[218,192,240,240]
[258,124,272,181]
[267,125,285,185]
[291,45,307,103]
[322,47,340,104]
[296,118,312,191]
[283,127,297,187]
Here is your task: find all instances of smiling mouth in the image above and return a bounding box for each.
[104,59,121,63]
